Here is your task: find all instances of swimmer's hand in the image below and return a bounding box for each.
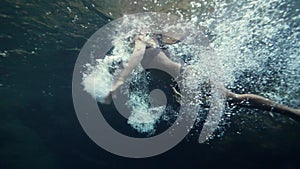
[111,80,124,93]
[103,91,113,104]
[103,80,124,104]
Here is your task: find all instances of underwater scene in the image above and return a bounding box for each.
[1,0,300,168]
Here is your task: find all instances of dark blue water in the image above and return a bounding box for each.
[1,0,300,169]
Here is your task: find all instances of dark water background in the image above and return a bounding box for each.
[1,0,300,169]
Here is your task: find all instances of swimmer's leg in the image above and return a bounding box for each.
[225,89,300,121]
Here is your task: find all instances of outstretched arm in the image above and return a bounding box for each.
[110,35,147,93]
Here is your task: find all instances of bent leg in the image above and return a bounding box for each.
[225,89,300,121]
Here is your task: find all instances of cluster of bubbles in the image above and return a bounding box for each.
[82,0,299,137]
[206,0,299,102]
[201,0,299,130]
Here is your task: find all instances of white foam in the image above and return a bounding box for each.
[81,59,113,103]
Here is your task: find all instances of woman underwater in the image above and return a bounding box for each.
[104,32,300,121]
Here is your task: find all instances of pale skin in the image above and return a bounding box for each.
[105,34,300,121]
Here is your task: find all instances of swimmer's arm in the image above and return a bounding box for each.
[110,36,146,92]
